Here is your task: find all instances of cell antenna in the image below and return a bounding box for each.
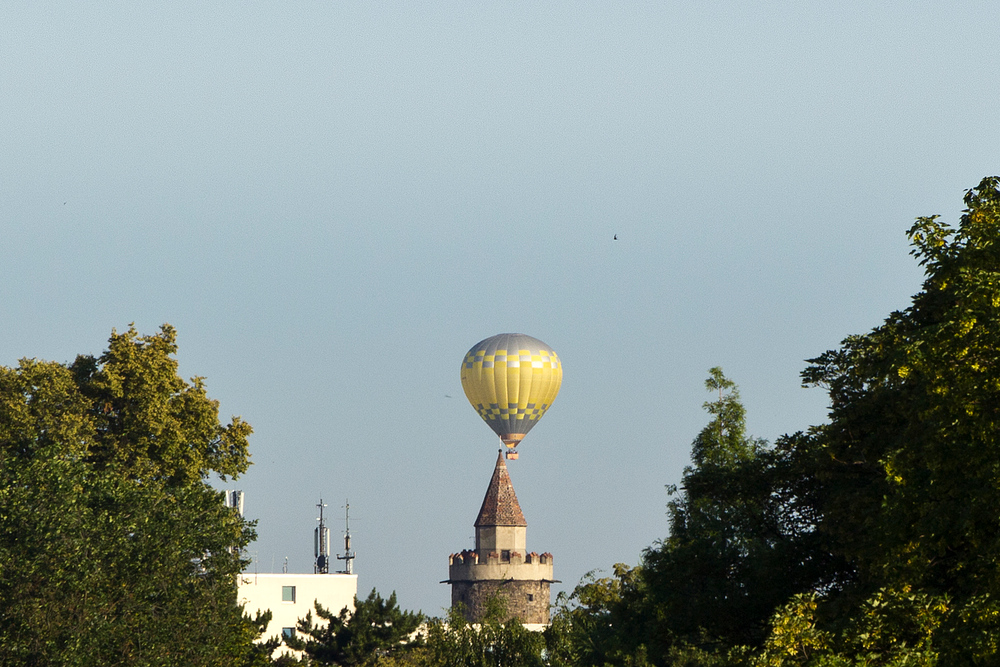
[336,500,356,574]
[314,499,330,574]
[224,490,244,516]
[224,491,245,557]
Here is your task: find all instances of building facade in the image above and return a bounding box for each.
[239,572,358,657]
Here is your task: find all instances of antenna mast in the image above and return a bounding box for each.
[314,499,330,574]
[336,500,356,574]
[224,490,245,557]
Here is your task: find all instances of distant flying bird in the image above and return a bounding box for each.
[613,234,618,240]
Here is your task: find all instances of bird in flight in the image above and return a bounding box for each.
[613,234,618,240]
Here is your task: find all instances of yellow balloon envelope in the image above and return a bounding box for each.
[460,333,562,453]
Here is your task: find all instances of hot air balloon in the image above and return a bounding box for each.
[460,333,562,460]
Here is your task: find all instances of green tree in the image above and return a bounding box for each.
[0,325,261,666]
[637,369,834,661]
[794,177,1000,661]
[422,596,544,667]
[689,368,762,468]
[751,587,953,667]
[287,588,425,666]
[545,564,652,667]
[72,324,252,485]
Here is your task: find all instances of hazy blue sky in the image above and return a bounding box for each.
[2,1,997,615]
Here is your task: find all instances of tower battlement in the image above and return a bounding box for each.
[448,550,553,567]
[448,549,553,582]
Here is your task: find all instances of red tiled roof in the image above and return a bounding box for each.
[474,451,527,527]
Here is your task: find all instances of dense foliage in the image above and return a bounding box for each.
[280,592,545,667]
[422,599,545,667]
[0,325,263,666]
[285,589,425,666]
[640,368,836,654]
[766,175,1000,664]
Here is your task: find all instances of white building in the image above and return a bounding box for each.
[239,572,358,650]
[228,493,359,659]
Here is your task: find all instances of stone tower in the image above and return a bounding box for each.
[446,452,555,624]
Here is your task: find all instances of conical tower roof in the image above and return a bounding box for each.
[474,451,527,527]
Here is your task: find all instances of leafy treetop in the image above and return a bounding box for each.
[65,323,253,485]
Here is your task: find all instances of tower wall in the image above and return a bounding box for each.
[475,525,526,552]
[447,550,553,624]
[450,579,551,625]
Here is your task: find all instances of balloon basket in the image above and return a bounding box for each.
[505,451,519,460]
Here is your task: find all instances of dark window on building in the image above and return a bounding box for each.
[527,594,534,602]
[282,585,296,603]
[282,627,295,639]
[501,550,510,562]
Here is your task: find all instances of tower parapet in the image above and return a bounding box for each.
[444,453,555,624]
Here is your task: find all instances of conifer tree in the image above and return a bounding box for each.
[286,589,424,666]
[639,369,831,660]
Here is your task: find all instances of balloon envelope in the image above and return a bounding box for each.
[460,333,562,449]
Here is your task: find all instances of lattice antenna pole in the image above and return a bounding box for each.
[314,499,330,574]
[336,500,356,574]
